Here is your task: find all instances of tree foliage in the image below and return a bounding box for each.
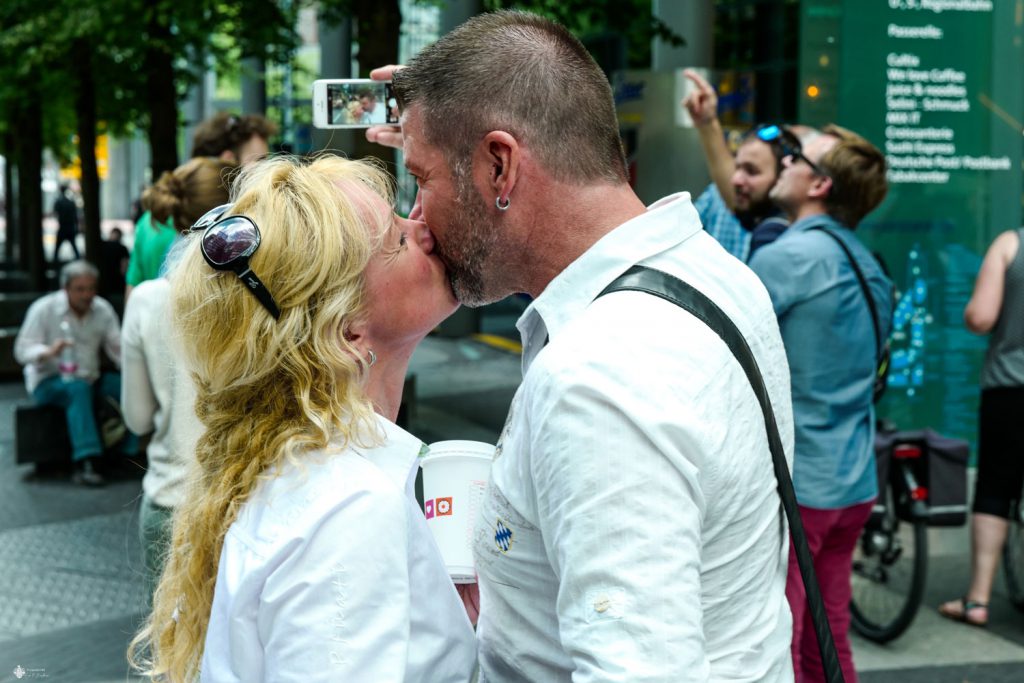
[481,0,685,68]
[0,0,350,278]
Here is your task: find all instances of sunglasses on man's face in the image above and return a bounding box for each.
[190,204,281,320]
[788,149,828,177]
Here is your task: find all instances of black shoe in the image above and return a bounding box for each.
[72,458,106,487]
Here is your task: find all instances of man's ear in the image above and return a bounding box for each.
[479,131,520,203]
[808,174,833,201]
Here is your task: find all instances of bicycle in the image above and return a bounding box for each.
[849,427,971,642]
[849,437,930,643]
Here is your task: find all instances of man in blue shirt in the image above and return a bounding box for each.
[749,124,892,683]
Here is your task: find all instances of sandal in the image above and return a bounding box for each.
[938,597,988,627]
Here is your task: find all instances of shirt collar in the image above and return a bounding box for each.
[787,212,844,234]
[55,290,72,316]
[355,413,427,496]
[516,192,700,367]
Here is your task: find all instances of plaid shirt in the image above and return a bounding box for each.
[694,184,750,262]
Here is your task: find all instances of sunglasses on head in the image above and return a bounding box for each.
[190,203,281,320]
[756,124,828,177]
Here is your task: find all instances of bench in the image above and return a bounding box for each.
[14,404,72,465]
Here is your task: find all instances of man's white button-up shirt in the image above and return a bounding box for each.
[473,193,795,682]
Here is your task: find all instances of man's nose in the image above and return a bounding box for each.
[409,218,436,254]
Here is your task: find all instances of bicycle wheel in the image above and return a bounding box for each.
[850,493,928,643]
[1002,501,1024,611]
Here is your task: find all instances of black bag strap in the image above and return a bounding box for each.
[598,265,845,683]
[809,227,883,360]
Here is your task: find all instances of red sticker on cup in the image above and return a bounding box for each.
[436,497,453,516]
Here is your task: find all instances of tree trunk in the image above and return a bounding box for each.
[73,38,103,273]
[144,9,179,179]
[351,0,401,170]
[15,93,45,290]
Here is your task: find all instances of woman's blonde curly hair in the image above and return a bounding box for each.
[128,154,394,681]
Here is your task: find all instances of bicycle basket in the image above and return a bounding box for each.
[874,428,969,527]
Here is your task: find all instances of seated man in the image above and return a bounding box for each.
[14,260,129,485]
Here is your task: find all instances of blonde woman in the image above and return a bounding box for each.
[129,156,474,681]
[121,157,235,599]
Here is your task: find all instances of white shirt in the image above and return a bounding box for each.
[201,415,477,683]
[121,279,202,508]
[14,290,121,393]
[473,193,795,682]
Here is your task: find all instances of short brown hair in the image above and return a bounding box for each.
[191,112,278,159]
[143,157,236,232]
[818,124,888,228]
[393,11,628,185]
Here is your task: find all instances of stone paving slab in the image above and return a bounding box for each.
[862,662,1024,683]
[0,612,145,683]
[0,512,146,643]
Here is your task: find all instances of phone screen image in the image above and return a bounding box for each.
[327,81,399,126]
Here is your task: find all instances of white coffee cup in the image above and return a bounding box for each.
[420,440,494,583]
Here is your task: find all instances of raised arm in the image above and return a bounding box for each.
[682,69,736,210]
[964,230,1019,334]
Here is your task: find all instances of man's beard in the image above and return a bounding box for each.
[734,194,778,231]
[435,170,506,308]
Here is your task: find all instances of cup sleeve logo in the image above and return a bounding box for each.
[436,497,453,516]
[424,499,434,519]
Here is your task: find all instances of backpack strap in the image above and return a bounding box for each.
[598,264,845,683]
[809,227,883,361]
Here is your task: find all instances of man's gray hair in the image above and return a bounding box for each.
[60,260,99,288]
[393,11,628,185]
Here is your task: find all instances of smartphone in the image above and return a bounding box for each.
[312,79,400,129]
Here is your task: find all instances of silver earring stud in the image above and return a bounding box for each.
[367,349,377,367]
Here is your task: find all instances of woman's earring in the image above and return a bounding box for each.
[367,349,377,367]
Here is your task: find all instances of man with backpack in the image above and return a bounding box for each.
[749,124,893,683]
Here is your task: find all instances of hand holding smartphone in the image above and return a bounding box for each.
[312,79,399,129]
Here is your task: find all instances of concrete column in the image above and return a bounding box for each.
[311,15,354,153]
[440,0,480,34]
[651,0,714,71]
[181,49,215,160]
[241,58,267,115]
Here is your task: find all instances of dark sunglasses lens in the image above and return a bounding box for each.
[203,217,258,265]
